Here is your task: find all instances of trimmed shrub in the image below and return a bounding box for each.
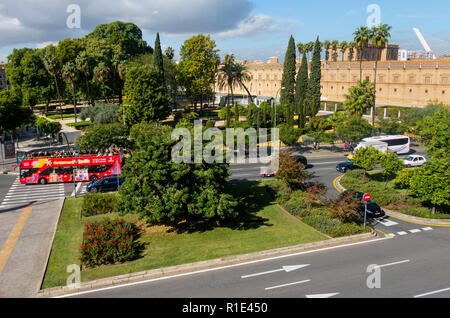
[81,193,118,217]
[302,215,339,234]
[79,218,141,268]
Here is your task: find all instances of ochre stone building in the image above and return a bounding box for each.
[215,46,450,108]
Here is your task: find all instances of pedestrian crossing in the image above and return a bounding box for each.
[0,178,66,209]
[388,227,434,237]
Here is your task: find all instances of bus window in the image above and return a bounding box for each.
[385,138,409,147]
[20,168,39,178]
[40,167,54,176]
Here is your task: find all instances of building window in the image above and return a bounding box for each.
[443,90,446,94]
[425,77,431,84]
[394,88,397,92]
[379,88,382,92]
[365,76,370,81]
[379,76,384,83]
[393,76,400,82]
[409,89,413,93]
[425,90,428,94]
[443,77,448,84]
[353,76,358,82]
[409,76,415,83]
[342,86,345,90]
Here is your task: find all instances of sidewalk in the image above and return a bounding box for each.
[0,199,65,298]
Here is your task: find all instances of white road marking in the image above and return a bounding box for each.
[55,236,393,298]
[422,227,433,231]
[414,287,450,298]
[241,265,310,279]
[409,229,421,233]
[389,233,396,237]
[306,293,339,298]
[378,220,399,227]
[265,279,310,291]
[374,259,410,269]
[397,231,408,236]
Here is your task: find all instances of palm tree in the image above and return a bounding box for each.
[353,26,371,81]
[42,51,64,120]
[304,41,315,60]
[165,47,175,60]
[370,23,392,126]
[348,41,356,62]
[339,41,348,61]
[75,52,92,106]
[62,62,80,123]
[233,62,254,104]
[297,43,305,56]
[217,54,238,115]
[323,40,331,61]
[330,40,340,62]
[94,63,110,103]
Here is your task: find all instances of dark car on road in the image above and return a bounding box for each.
[87,175,125,193]
[343,190,385,218]
[336,160,359,173]
[296,155,308,167]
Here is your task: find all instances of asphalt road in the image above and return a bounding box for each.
[64,225,450,298]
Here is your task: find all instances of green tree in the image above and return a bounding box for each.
[353,26,371,81]
[42,47,64,119]
[280,36,296,126]
[279,123,302,146]
[410,159,450,214]
[234,102,240,125]
[62,62,80,122]
[86,21,151,58]
[152,32,165,85]
[352,146,384,181]
[380,152,405,189]
[295,53,308,129]
[76,123,131,151]
[370,24,392,126]
[415,107,450,159]
[93,62,110,103]
[0,89,34,135]
[179,35,220,113]
[76,52,93,105]
[117,123,237,227]
[343,80,375,117]
[336,115,372,148]
[395,168,416,200]
[306,37,322,117]
[122,65,171,126]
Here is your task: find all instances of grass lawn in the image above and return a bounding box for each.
[341,170,450,219]
[41,182,327,289]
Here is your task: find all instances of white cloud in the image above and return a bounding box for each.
[36,41,59,49]
[0,0,268,48]
[214,15,277,39]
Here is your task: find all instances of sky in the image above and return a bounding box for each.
[0,0,449,63]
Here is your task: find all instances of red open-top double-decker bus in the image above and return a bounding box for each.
[15,155,122,185]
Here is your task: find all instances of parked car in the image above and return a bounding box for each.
[343,190,385,218]
[296,155,308,167]
[87,175,125,193]
[336,160,360,173]
[261,168,275,178]
[403,155,427,168]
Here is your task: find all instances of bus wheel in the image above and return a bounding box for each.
[90,175,98,182]
[91,187,98,193]
[39,178,47,185]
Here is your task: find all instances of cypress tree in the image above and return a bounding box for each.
[152,32,165,84]
[306,37,322,117]
[295,53,308,129]
[280,35,296,127]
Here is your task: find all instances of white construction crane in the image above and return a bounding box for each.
[413,28,436,59]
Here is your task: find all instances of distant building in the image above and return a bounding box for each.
[0,62,11,91]
[398,49,435,61]
[215,45,450,108]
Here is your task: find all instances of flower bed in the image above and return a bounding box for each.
[80,219,141,268]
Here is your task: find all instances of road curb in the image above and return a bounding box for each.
[335,174,450,227]
[37,231,377,298]
[384,209,450,226]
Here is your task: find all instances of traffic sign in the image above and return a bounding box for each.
[363,193,371,202]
